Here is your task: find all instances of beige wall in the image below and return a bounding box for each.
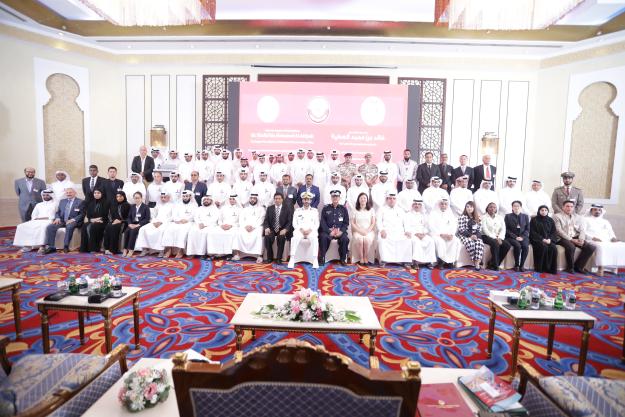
[1,26,624,235]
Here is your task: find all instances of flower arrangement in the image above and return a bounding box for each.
[256,288,360,323]
[118,367,171,412]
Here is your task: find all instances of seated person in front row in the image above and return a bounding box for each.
[404,198,437,270]
[80,187,109,253]
[162,190,197,258]
[529,205,558,274]
[43,186,85,254]
[504,200,530,272]
[186,194,220,259]
[13,189,56,253]
[288,192,320,269]
[207,194,241,259]
[428,198,461,268]
[103,191,130,255]
[584,204,625,272]
[123,191,150,257]
[376,191,412,267]
[135,192,174,257]
[319,190,350,265]
[233,193,266,264]
[456,201,484,270]
[263,192,292,264]
[554,200,596,274]
[481,202,511,271]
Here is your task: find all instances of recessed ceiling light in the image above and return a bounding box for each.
[127,45,132,49]
[255,44,260,49]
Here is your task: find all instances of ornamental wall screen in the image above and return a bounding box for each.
[202,75,250,148]
[398,78,447,164]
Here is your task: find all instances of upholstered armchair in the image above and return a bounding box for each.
[0,336,128,417]
[517,363,625,417]
[172,338,421,417]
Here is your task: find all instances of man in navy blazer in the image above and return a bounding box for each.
[473,155,497,191]
[14,167,47,221]
[43,187,85,253]
[184,171,208,205]
[296,174,320,208]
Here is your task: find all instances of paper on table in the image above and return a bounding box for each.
[489,290,518,303]
[183,349,220,364]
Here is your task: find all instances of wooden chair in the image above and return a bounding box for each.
[0,336,128,417]
[172,338,421,417]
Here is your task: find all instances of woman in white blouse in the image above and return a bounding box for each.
[350,192,376,265]
[481,202,511,270]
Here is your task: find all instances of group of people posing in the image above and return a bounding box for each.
[12,146,624,273]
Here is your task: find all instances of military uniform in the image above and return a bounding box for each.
[552,186,584,214]
[358,163,379,186]
[319,201,350,263]
[338,162,358,188]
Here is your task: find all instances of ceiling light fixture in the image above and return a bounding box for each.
[76,0,216,26]
[435,0,583,30]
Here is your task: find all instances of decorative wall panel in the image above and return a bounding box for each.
[202,75,249,148]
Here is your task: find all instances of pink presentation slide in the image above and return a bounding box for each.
[238,81,409,163]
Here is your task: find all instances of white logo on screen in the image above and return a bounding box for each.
[361,96,385,126]
[257,96,280,123]
[307,96,330,124]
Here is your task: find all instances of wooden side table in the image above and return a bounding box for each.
[36,287,141,353]
[0,277,23,338]
[486,297,596,376]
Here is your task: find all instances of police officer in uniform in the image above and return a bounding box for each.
[319,190,350,265]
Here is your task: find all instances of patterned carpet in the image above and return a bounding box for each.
[1,227,624,379]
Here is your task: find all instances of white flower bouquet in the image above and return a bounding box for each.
[118,367,171,412]
[256,288,360,323]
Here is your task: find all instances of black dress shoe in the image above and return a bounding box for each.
[514,266,521,272]
[63,247,70,253]
[43,247,56,255]
[426,263,434,269]
[574,267,589,274]
[564,268,575,274]
[519,267,525,272]
[263,259,272,264]
[274,259,282,265]
[318,257,325,265]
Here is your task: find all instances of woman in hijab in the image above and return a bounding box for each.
[103,191,131,255]
[80,187,109,252]
[529,205,558,274]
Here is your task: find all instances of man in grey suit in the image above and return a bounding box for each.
[14,167,47,222]
[552,171,584,214]
[43,186,85,253]
[276,174,298,209]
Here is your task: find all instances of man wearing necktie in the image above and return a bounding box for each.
[43,186,85,253]
[472,155,497,191]
[552,171,585,214]
[82,164,106,203]
[416,152,442,194]
[278,174,297,209]
[263,193,292,263]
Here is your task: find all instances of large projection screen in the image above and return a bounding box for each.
[237,81,410,163]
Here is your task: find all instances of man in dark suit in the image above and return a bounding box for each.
[438,153,454,193]
[451,155,474,191]
[131,145,155,183]
[319,190,350,265]
[43,187,85,253]
[103,166,125,205]
[263,193,293,263]
[276,174,298,209]
[296,174,321,208]
[82,164,107,203]
[184,171,208,205]
[415,151,441,193]
[473,155,497,191]
[504,200,530,271]
[14,167,47,221]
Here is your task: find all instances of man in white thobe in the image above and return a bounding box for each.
[178,153,196,184]
[346,174,370,211]
[289,149,310,188]
[327,150,340,173]
[377,150,399,186]
[210,145,222,163]
[165,150,181,170]
[122,172,147,203]
[163,171,185,203]
[371,171,396,211]
[269,154,288,186]
[397,179,421,213]
[584,204,625,272]
[206,194,241,257]
[422,177,448,213]
[215,150,235,185]
[377,192,412,266]
[146,172,164,208]
[251,172,276,208]
[135,193,174,256]
[498,176,525,215]
[404,198,437,269]
[312,152,331,197]
[162,190,197,258]
[50,170,72,203]
[428,198,461,267]
[186,195,220,258]
[323,172,347,207]
[151,148,165,170]
[288,192,320,269]
[207,171,231,208]
[524,180,552,216]
[195,149,215,184]
[14,189,56,253]
[232,193,266,263]
[450,176,473,217]
[232,169,254,207]
[252,154,272,185]
[474,180,499,216]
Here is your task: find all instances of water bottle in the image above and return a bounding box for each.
[554,289,564,310]
[92,279,101,294]
[112,276,122,297]
[566,289,576,310]
[68,273,78,295]
[530,288,540,310]
[102,275,111,295]
[518,287,528,309]
[78,275,89,295]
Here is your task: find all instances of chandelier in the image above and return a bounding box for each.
[435,0,584,30]
[77,0,216,26]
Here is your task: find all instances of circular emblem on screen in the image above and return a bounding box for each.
[257,95,280,123]
[307,96,330,124]
[360,96,386,126]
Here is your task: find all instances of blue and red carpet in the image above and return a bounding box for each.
[0,227,623,379]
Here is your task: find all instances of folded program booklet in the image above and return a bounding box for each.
[458,366,527,415]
